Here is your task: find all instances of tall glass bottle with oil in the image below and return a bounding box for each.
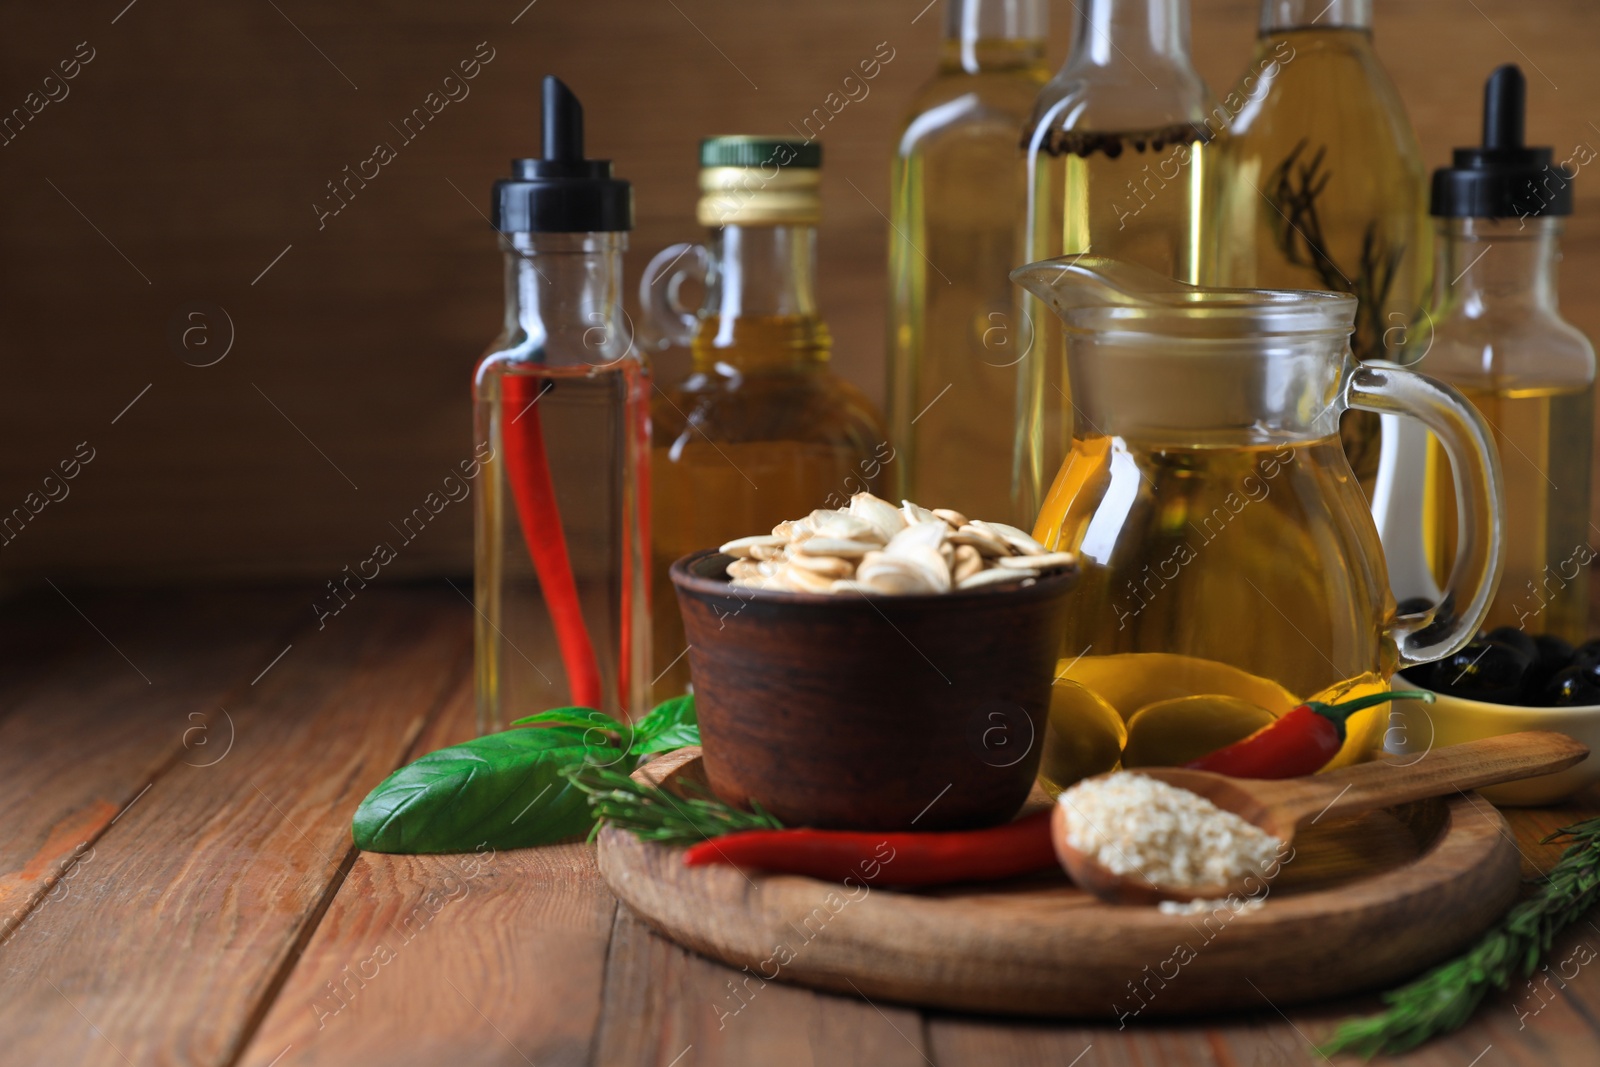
[473,77,650,733]
[1412,66,1594,642]
[886,0,1050,525]
[1214,0,1429,487]
[1019,0,1217,521]
[642,138,890,701]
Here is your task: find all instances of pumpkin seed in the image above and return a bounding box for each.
[997,551,1076,571]
[958,567,1038,589]
[720,534,786,558]
[975,520,1046,556]
[796,537,880,559]
[724,496,1069,597]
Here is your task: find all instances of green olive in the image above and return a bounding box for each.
[1121,695,1278,768]
[1038,679,1129,793]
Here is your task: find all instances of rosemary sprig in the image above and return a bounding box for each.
[1319,814,1600,1057]
[1264,138,1406,365]
[562,763,782,847]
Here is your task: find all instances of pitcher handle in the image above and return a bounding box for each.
[638,242,708,350]
[1345,362,1506,667]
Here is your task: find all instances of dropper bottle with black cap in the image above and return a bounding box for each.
[473,76,649,733]
[1413,65,1594,644]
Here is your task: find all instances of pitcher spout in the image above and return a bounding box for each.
[1008,255,1202,315]
[1009,254,1356,336]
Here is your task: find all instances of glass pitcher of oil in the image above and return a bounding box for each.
[1011,257,1506,785]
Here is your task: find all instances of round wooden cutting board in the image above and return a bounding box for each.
[596,748,1522,1018]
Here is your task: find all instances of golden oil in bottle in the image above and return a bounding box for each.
[886,0,1049,524]
[1410,66,1594,643]
[1425,385,1593,642]
[1018,0,1217,519]
[1213,4,1430,487]
[645,139,889,701]
[1053,127,1211,283]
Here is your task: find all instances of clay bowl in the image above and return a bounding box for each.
[669,549,1077,832]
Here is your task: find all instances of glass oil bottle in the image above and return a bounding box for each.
[473,77,650,733]
[1414,66,1594,642]
[1022,0,1217,282]
[1213,0,1430,488]
[641,138,890,701]
[886,0,1050,525]
[1018,0,1217,521]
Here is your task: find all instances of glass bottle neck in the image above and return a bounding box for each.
[708,222,818,318]
[1065,0,1195,71]
[1431,217,1562,316]
[939,0,1048,74]
[501,232,632,367]
[696,222,824,370]
[1261,0,1371,32]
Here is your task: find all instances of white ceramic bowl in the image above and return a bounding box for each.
[1389,670,1600,805]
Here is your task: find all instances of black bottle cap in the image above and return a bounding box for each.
[492,76,632,233]
[1431,65,1573,219]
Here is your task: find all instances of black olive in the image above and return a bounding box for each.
[1484,626,1539,663]
[1431,640,1530,704]
[1529,634,1577,687]
[1395,596,1435,616]
[1541,664,1600,707]
[1573,639,1600,669]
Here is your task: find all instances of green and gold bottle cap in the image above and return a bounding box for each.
[697,136,821,227]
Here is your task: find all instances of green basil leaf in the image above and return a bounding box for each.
[634,694,695,739]
[511,706,623,732]
[632,722,701,755]
[353,727,621,853]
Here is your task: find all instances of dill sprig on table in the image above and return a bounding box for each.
[562,764,782,847]
[1319,814,1600,1057]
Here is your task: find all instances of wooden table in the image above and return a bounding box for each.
[3,586,1598,1066]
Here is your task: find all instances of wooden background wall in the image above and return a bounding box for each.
[1,0,1597,585]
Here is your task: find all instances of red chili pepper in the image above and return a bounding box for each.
[682,809,1058,887]
[501,376,603,709]
[1186,690,1435,779]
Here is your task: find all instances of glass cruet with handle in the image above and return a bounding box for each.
[1010,256,1505,783]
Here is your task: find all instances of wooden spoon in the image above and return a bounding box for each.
[1052,730,1588,906]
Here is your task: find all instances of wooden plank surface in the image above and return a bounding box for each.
[4,588,1600,1066]
[592,909,932,1067]
[0,589,306,944]
[0,588,470,1066]
[239,657,619,1067]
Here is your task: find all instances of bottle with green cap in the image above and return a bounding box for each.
[641,136,890,701]
[472,76,650,732]
[1409,64,1594,643]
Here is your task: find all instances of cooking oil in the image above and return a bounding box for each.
[473,78,648,733]
[1425,387,1593,642]
[1018,0,1216,520]
[1052,126,1211,283]
[652,314,888,700]
[644,140,889,701]
[887,0,1049,524]
[1033,436,1399,727]
[477,361,650,726]
[1213,5,1430,487]
[1407,67,1593,642]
